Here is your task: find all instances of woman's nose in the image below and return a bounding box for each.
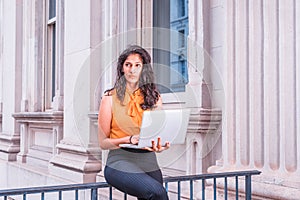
[130,67,137,73]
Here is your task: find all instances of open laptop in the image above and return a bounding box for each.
[119,108,191,149]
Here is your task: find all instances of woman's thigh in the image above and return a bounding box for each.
[104,166,168,200]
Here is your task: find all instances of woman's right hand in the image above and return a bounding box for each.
[144,137,170,153]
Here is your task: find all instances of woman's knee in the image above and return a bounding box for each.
[146,185,169,200]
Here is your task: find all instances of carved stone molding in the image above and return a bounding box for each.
[12,111,63,166]
[186,108,222,174]
[187,108,222,134]
[13,111,64,124]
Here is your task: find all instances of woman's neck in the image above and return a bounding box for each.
[126,83,139,93]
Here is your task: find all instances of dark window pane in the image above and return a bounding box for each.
[49,0,56,19]
[177,0,185,17]
[153,0,171,93]
[52,24,56,100]
[179,29,185,48]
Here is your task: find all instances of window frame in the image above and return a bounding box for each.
[44,0,57,111]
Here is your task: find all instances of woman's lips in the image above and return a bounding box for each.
[129,75,137,79]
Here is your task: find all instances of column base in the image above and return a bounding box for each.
[49,164,99,183]
[17,153,27,163]
[0,134,20,161]
[96,171,106,182]
[49,140,101,183]
[0,151,19,161]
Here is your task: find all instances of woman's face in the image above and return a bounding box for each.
[123,53,143,86]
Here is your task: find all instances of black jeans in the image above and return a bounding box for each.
[104,148,169,200]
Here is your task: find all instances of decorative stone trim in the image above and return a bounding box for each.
[187,108,222,134]
[185,108,222,174]
[48,112,101,183]
[13,111,64,123]
[12,111,63,167]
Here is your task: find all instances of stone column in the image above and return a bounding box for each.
[16,0,41,163]
[0,0,3,132]
[208,0,300,199]
[49,0,102,183]
[0,0,22,161]
[297,0,300,179]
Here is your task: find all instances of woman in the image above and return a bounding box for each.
[98,45,170,200]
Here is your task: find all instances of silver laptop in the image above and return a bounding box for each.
[119,109,191,149]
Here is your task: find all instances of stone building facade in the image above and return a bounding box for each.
[0,0,299,199]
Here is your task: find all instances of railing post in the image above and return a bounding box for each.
[177,181,181,200]
[235,176,239,200]
[91,188,98,200]
[245,175,252,200]
[165,182,169,193]
[189,180,193,200]
[202,179,205,200]
[75,190,79,200]
[213,178,217,200]
[109,186,113,200]
[224,177,228,200]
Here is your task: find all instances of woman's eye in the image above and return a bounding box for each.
[136,64,142,68]
[125,63,131,67]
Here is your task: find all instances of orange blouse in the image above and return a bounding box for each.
[110,88,145,139]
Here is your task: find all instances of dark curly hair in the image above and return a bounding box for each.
[113,45,160,110]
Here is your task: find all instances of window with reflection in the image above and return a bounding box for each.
[153,0,189,93]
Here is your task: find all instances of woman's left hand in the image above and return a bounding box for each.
[144,137,170,152]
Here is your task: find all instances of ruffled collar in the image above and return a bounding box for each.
[127,88,144,126]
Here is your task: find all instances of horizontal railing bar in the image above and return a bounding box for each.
[0,182,110,196]
[163,170,261,183]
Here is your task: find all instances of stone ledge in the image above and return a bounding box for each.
[12,111,63,124]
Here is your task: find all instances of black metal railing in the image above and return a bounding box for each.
[0,170,261,200]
